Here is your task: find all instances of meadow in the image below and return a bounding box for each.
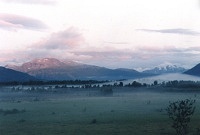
[0,87,200,135]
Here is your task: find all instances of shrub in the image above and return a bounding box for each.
[166,99,196,135]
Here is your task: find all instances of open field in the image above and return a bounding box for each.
[0,88,200,135]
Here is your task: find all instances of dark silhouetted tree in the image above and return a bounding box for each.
[166,99,196,135]
[119,82,123,87]
[153,80,158,85]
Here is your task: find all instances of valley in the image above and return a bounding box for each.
[1,58,200,135]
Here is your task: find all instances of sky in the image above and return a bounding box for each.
[0,0,200,70]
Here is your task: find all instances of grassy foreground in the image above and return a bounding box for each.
[0,90,200,135]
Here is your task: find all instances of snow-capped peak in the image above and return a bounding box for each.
[157,63,178,71]
[143,62,186,74]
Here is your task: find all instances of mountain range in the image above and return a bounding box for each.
[5,58,152,81]
[0,57,196,82]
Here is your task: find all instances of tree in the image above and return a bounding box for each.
[153,80,158,85]
[166,99,196,135]
[131,81,142,87]
[119,82,123,87]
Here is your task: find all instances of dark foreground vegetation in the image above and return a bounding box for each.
[167,99,196,135]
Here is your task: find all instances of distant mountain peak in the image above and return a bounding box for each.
[20,58,66,72]
[158,62,175,66]
[6,58,83,73]
[156,62,178,70]
[31,58,82,66]
[143,63,186,75]
[31,58,60,63]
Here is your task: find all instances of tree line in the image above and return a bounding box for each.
[0,80,108,86]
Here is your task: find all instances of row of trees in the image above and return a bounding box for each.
[3,80,200,92]
[160,80,200,89]
[0,80,108,86]
[106,80,200,89]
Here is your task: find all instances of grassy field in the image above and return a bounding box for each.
[0,88,200,135]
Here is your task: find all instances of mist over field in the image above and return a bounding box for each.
[0,75,200,135]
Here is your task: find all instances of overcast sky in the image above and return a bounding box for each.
[0,0,200,70]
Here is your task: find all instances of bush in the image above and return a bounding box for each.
[166,99,196,135]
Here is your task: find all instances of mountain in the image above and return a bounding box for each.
[0,66,36,82]
[6,58,151,80]
[6,58,78,73]
[184,63,200,76]
[143,64,186,75]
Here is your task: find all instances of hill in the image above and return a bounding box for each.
[184,63,200,76]
[0,66,36,82]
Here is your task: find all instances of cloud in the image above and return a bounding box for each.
[0,13,48,31]
[1,0,57,5]
[73,45,200,66]
[33,27,84,50]
[73,48,136,62]
[1,44,200,70]
[0,27,84,64]
[0,27,85,65]
[103,41,129,45]
[2,27,200,69]
[137,28,200,36]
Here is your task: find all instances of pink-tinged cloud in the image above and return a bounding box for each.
[1,49,92,65]
[33,27,84,49]
[0,49,30,65]
[0,20,22,31]
[0,27,84,65]
[1,0,57,5]
[0,13,48,31]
